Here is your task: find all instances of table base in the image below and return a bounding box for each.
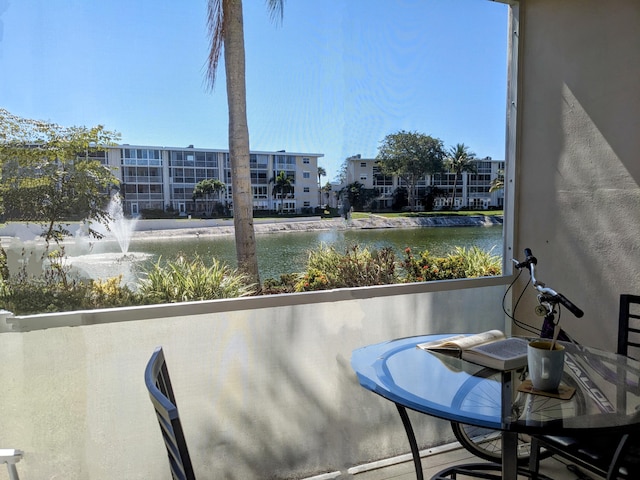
[395,404,553,480]
[432,462,554,480]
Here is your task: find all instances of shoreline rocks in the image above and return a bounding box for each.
[0,214,503,243]
[130,214,503,240]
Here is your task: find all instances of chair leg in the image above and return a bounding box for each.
[606,434,629,480]
[0,449,22,480]
[7,463,20,480]
[528,437,542,477]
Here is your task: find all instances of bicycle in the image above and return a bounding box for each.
[450,247,590,464]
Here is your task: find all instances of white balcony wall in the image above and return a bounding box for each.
[0,281,506,479]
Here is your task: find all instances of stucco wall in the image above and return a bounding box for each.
[0,283,505,479]
[513,0,640,349]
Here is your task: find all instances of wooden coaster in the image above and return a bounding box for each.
[517,379,576,399]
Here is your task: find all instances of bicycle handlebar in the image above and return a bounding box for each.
[513,248,584,318]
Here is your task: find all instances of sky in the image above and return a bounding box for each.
[0,0,508,182]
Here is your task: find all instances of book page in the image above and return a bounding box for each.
[417,330,505,352]
[468,337,528,360]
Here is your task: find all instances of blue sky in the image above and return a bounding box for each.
[0,0,508,182]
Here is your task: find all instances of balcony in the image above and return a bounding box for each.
[0,0,636,476]
[0,278,535,479]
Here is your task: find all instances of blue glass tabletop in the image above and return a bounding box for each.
[351,334,640,434]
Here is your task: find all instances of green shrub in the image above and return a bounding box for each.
[0,276,91,314]
[401,246,501,282]
[137,255,256,303]
[0,247,142,314]
[0,247,92,314]
[261,273,300,295]
[295,245,398,291]
[0,241,502,314]
[86,276,140,309]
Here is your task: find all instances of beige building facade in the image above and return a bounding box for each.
[343,155,505,210]
[104,145,323,216]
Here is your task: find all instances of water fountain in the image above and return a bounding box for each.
[104,194,138,254]
[65,194,150,287]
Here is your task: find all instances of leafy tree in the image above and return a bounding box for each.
[376,130,445,209]
[206,0,284,285]
[489,168,504,193]
[192,178,226,216]
[444,143,477,209]
[269,171,294,212]
[340,181,378,212]
[337,159,348,184]
[422,186,444,212]
[392,186,408,211]
[0,108,121,244]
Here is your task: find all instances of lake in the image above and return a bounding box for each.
[126,225,504,280]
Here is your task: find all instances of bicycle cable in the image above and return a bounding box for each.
[502,268,539,335]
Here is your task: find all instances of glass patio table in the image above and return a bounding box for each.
[351,333,640,480]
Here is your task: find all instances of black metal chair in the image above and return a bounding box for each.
[145,346,196,480]
[0,449,23,480]
[529,294,640,479]
[617,294,640,361]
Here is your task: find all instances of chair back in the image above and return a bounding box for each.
[145,346,195,480]
[618,294,640,360]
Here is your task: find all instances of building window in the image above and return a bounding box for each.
[303,157,310,164]
[303,187,310,193]
[303,171,310,179]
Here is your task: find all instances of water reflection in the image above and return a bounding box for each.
[128,226,503,280]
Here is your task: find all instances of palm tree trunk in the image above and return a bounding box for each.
[407,180,414,210]
[223,0,259,283]
[451,173,459,208]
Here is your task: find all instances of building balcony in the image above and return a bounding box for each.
[124,193,164,200]
[123,176,163,183]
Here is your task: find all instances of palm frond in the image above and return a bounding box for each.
[266,0,284,23]
[206,0,224,90]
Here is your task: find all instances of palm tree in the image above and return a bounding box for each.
[489,168,504,193]
[269,171,293,213]
[192,178,226,216]
[206,0,284,284]
[321,181,332,208]
[317,166,326,207]
[317,166,326,186]
[444,143,477,209]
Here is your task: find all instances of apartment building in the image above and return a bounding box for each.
[103,145,323,216]
[344,155,505,210]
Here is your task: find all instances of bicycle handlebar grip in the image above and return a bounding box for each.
[557,293,584,318]
[524,248,537,264]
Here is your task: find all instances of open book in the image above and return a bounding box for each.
[417,330,529,370]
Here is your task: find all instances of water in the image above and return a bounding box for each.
[123,225,503,280]
[87,194,138,253]
[7,225,503,283]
